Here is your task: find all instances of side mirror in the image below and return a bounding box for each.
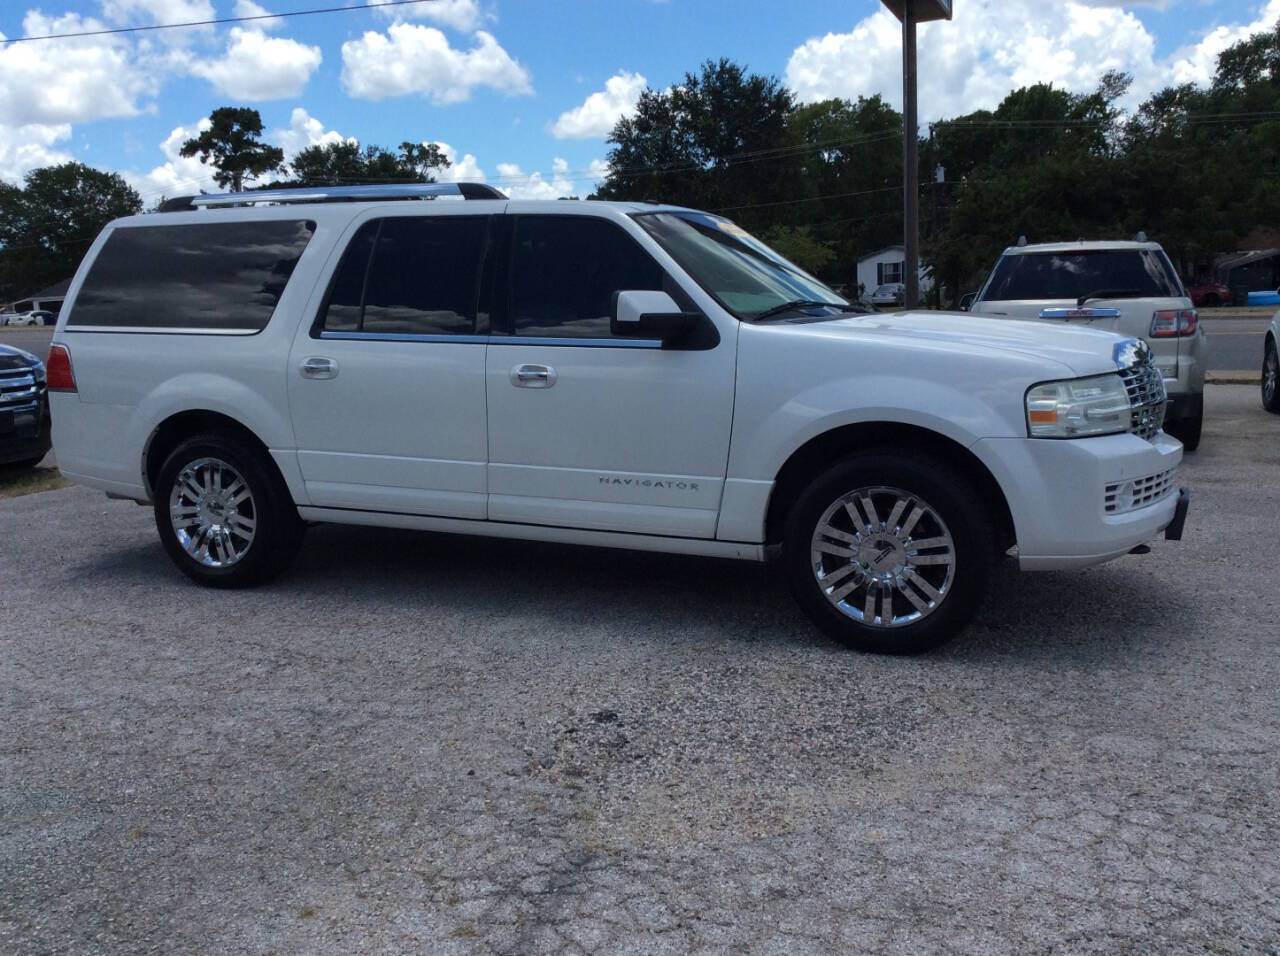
[959,292,976,311]
[611,290,696,340]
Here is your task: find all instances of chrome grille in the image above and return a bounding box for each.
[1104,468,1177,514]
[0,370,38,406]
[1119,361,1166,440]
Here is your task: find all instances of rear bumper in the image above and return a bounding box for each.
[973,431,1185,572]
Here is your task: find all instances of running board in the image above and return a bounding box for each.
[297,506,766,561]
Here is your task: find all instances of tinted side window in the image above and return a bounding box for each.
[321,220,377,332]
[512,217,663,338]
[362,217,487,335]
[71,220,315,331]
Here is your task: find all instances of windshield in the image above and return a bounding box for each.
[633,211,847,319]
[981,249,1185,301]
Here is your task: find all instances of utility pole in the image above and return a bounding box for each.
[902,6,919,308]
[881,1,952,310]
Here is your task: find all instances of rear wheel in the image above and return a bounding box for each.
[783,452,995,655]
[1264,339,1279,414]
[153,433,303,587]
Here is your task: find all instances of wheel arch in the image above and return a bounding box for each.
[764,421,1016,552]
[143,409,287,501]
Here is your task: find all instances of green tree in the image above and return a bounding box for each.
[594,59,801,231]
[180,107,284,193]
[286,140,450,185]
[0,162,142,299]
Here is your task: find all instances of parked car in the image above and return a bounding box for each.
[47,184,1188,655]
[965,239,1207,451]
[870,283,906,307]
[0,343,51,468]
[3,310,55,327]
[1263,310,1279,413]
[1184,279,1231,309]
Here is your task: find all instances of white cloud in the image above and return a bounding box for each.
[432,141,487,182]
[273,108,353,159]
[101,0,216,45]
[551,71,647,139]
[190,27,322,99]
[0,124,74,185]
[784,0,1280,120]
[122,119,221,202]
[1168,0,1280,87]
[368,0,486,31]
[340,25,532,103]
[232,0,284,31]
[0,12,156,127]
[495,157,590,199]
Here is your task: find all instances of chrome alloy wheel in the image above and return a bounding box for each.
[168,457,256,568]
[1265,346,1278,407]
[810,485,957,629]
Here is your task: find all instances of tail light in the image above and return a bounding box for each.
[46,344,77,392]
[1151,309,1198,337]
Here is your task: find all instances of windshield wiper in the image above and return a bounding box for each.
[1076,288,1143,308]
[753,300,861,321]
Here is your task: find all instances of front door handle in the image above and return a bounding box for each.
[510,363,556,388]
[300,357,338,380]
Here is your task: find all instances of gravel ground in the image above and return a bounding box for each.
[2,385,1278,954]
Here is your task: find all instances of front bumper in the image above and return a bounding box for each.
[0,400,51,464]
[973,430,1186,571]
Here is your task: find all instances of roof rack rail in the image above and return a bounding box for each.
[189,182,505,208]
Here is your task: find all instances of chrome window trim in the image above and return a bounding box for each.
[62,325,261,336]
[320,331,488,344]
[320,331,664,348]
[492,335,663,349]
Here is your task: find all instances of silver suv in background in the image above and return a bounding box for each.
[965,240,1206,450]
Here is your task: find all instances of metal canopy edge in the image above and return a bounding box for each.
[882,0,952,22]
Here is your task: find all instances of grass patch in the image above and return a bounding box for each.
[0,465,70,499]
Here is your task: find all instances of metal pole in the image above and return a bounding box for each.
[902,5,920,309]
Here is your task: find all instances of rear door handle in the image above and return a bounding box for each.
[510,364,556,388]
[300,357,338,380]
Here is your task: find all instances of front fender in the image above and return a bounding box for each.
[728,374,1025,481]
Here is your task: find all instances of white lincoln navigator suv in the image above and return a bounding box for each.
[47,183,1189,654]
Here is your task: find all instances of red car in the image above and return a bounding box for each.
[1184,279,1231,307]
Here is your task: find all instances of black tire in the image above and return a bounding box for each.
[2,456,45,471]
[1264,339,1280,414]
[153,433,304,588]
[1166,412,1203,452]
[783,451,996,655]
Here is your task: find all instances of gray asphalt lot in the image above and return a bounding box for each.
[2,385,1279,953]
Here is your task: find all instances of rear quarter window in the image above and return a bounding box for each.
[69,219,316,332]
[981,249,1184,301]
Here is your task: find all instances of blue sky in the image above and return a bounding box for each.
[0,0,1272,204]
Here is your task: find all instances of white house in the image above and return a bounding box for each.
[856,246,933,296]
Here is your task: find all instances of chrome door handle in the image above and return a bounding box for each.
[300,357,337,380]
[511,364,556,388]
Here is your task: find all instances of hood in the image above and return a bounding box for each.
[0,344,42,371]
[810,310,1124,377]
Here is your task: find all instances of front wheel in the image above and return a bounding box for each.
[783,452,995,655]
[1264,340,1280,414]
[153,434,304,588]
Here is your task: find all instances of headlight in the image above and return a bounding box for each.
[31,360,46,383]
[1026,373,1130,438]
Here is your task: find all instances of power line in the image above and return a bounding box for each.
[1,0,436,44]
